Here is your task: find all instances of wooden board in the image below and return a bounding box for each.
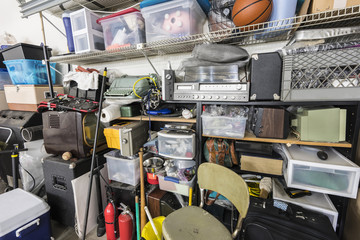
[7,103,38,112]
[203,131,352,148]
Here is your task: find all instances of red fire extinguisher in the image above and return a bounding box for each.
[104,200,118,240]
[118,203,134,240]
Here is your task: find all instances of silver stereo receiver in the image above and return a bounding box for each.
[163,65,250,102]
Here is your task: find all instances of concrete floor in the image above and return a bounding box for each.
[0,177,106,240]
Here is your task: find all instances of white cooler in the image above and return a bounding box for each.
[0,189,51,240]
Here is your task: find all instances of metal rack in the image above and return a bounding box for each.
[49,5,360,65]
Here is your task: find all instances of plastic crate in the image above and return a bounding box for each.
[0,43,52,61]
[202,115,247,138]
[3,59,56,85]
[281,47,360,102]
[0,69,12,90]
[158,173,196,196]
[97,8,146,49]
[104,150,149,186]
[282,144,360,199]
[140,0,206,43]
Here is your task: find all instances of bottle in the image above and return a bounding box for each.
[62,11,75,53]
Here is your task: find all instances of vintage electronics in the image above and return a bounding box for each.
[110,181,139,212]
[0,189,51,240]
[42,153,106,227]
[104,121,149,156]
[147,188,182,218]
[250,108,290,139]
[291,107,346,142]
[42,111,106,158]
[0,110,42,185]
[172,65,249,102]
[104,75,154,100]
[162,68,175,101]
[250,52,282,101]
[158,129,196,159]
[282,144,360,199]
[235,141,273,156]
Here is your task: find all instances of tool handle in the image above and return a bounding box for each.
[135,196,141,240]
[139,148,147,231]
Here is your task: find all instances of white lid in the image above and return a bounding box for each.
[0,189,50,236]
[283,144,360,168]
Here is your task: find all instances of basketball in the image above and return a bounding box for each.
[232,0,273,27]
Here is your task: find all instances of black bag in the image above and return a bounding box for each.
[241,198,338,240]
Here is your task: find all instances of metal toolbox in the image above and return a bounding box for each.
[281,47,360,102]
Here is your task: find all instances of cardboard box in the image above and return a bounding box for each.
[310,0,360,13]
[4,85,63,111]
[0,91,7,110]
[240,154,283,175]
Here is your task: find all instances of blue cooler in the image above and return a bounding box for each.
[0,189,51,240]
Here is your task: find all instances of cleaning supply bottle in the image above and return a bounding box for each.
[62,11,75,52]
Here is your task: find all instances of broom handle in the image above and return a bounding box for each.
[139,148,147,231]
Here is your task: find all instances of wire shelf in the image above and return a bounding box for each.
[50,5,360,65]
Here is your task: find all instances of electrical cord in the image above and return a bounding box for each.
[19,162,35,193]
[133,76,159,99]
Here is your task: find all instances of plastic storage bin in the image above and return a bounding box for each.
[3,59,56,85]
[0,68,12,90]
[158,130,196,159]
[97,8,146,50]
[140,0,206,43]
[273,178,338,230]
[202,115,247,138]
[105,150,150,186]
[281,47,360,101]
[70,8,104,53]
[0,188,51,240]
[158,174,196,196]
[0,43,52,61]
[282,144,360,199]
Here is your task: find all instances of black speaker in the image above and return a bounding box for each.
[42,154,106,227]
[250,52,282,101]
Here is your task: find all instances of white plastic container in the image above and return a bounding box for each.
[104,150,149,186]
[158,130,196,159]
[158,174,196,196]
[97,8,145,50]
[0,189,51,240]
[202,115,247,138]
[282,144,360,199]
[140,0,206,43]
[273,178,338,230]
[70,8,104,53]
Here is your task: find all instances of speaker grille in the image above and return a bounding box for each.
[49,114,60,128]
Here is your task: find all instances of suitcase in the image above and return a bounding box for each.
[241,197,338,240]
[249,52,282,101]
[0,189,51,240]
[42,153,106,227]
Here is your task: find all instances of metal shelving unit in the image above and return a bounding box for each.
[49,5,360,65]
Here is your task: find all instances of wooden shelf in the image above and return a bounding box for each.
[203,131,352,148]
[118,115,196,123]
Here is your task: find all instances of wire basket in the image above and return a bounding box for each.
[281,46,360,102]
[208,0,236,32]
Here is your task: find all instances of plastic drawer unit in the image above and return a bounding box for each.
[105,150,150,186]
[97,8,145,49]
[140,0,206,43]
[273,178,338,230]
[70,8,104,53]
[0,189,51,240]
[282,144,360,199]
[202,115,247,138]
[281,47,360,102]
[158,174,196,196]
[158,129,196,159]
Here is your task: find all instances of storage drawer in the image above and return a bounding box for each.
[158,130,195,159]
[282,144,360,198]
[202,115,247,138]
[158,174,196,197]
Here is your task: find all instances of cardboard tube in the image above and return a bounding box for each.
[139,148,147,231]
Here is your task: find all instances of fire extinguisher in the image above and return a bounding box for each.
[118,203,135,240]
[104,200,118,240]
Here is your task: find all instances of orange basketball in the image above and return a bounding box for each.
[232,0,273,27]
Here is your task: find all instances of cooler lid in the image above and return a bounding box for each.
[0,188,50,236]
[97,8,139,24]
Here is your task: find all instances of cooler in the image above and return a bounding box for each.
[0,188,51,240]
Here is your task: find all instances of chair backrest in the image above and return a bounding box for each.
[198,163,250,226]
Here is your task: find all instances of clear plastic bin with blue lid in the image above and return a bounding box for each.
[140,0,207,43]
[0,68,12,90]
[97,8,146,50]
